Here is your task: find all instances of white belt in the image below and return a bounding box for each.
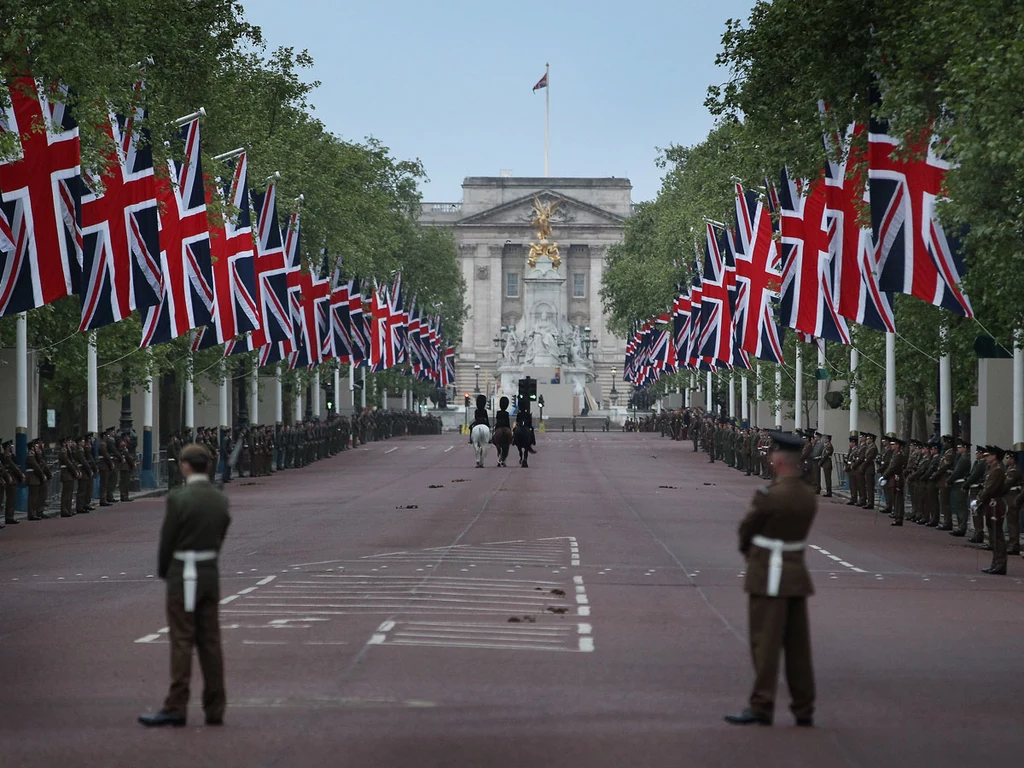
[173,550,218,612]
[751,535,805,597]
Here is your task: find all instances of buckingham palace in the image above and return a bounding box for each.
[420,176,632,418]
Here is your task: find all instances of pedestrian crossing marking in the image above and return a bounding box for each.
[367,619,594,653]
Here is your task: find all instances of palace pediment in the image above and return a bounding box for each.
[456,190,626,230]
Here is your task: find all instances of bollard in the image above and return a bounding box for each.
[561,426,565,432]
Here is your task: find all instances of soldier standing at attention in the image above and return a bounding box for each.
[845,433,861,506]
[139,443,231,728]
[725,431,817,728]
[98,429,113,507]
[3,440,24,526]
[820,435,834,497]
[878,435,894,512]
[967,445,989,543]
[75,435,94,514]
[58,437,80,518]
[935,435,956,530]
[976,446,1008,575]
[860,433,878,510]
[948,438,972,537]
[810,432,824,493]
[118,434,135,502]
[105,427,121,505]
[882,438,908,526]
[1002,449,1022,556]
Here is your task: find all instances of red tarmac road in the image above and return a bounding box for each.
[2,432,1023,768]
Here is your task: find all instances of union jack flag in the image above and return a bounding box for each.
[823,117,895,332]
[207,151,258,343]
[869,118,972,317]
[248,182,292,350]
[672,287,692,368]
[777,168,850,344]
[346,277,369,367]
[80,86,159,331]
[369,282,390,371]
[440,345,456,387]
[698,222,734,365]
[733,183,784,363]
[386,273,407,367]
[686,249,710,370]
[140,117,215,348]
[0,78,82,317]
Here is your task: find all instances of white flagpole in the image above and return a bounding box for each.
[849,348,860,435]
[794,345,804,431]
[885,332,897,435]
[545,62,550,177]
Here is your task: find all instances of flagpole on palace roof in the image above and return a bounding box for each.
[545,62,550,177]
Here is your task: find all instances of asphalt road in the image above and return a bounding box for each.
[2,431,1022,768]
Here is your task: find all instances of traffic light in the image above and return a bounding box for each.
[538,394,545,408]
[325,383,335,413]
[464,393,471,407]
[518,377,537,400]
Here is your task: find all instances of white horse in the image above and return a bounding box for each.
[471,424,491,468]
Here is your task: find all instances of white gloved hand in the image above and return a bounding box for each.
[879,479,887,487]
[970,499,978,512]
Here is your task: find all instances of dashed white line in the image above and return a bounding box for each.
[384,447,399,455]
[256,575,277,586]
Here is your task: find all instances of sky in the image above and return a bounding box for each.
[239,0,756,204]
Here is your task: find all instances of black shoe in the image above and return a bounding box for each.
[99,502,113,507]
[846,501,858,506]
[724,709,771,726]
[138,711,186,727]
[4,519,19,525]
[796,717,814,727]
[59,512,75,518]
[982,544,993,551]
[822,493,832,498]
[77,508,90,514]
[937,525,953,531]
[981,567,1006,575]
[205,716,223,726]
[891,521,902,526]
[949,531,966,537]
[968,536,984,544]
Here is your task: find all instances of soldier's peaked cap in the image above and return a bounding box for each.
[769,431,804,453]
[956,437,970,447]
[824,434,832,440]
[849,430,859,438]
[885,432,897,439]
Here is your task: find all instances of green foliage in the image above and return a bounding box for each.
[0,2,465,434]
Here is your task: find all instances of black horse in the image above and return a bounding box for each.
[513,407,536,468]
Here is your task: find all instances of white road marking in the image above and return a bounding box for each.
[444,446,455,453]
[238,587,257,595]
[384,448,399,454]
[135,634,161,644]
[808,544,867,575]
[220,595,239,604]
[256,575,277,586]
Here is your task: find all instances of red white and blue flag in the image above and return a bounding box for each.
[80,87,159,331]
[208,151,259,344]
[823,119,895,332]
[698,222,734,366]
[732,182,785,364]
[0,78,82,317]
[248,182,292,354]
[141,117,215,347]
[869,118,973,317]
[777,168,850,344]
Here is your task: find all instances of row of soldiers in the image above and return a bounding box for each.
[164,410,444,487]
[0,427,136,528]
[870,433,1024,574]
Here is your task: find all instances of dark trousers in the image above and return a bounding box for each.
[98,469,111,502]
[163,587,226,720]
[989,501,1007,572]
[822,465,832,494]
[119,469,131,500]
[938,486,952,527]
[748,595,815,721]
[951,487,969,534]
[60,480,75,516]
[892,486,905,522]
[76,477,92,511]
[5,483,17,522]
[1007,500,1020,554]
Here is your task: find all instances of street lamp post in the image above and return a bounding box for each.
[473,364,481,394]
[609,368,619,407]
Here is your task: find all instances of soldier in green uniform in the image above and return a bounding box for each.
[138,443,231,728]
[935,435,956,530]
[976,446,1008,575]
[1003,449,1022,556]
[845,433,861,506]
[75,435,94,514]
[58,437,80,518]
[3,440,24,526]
[881,437,908,526]
[725,431,817,728]
[947,438,971,536]
[820,435,834,497]
[860,432,878,510]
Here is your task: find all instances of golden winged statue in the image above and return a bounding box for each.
[528,196,562,270]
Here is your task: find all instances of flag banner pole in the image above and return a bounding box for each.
[817,340,826,431]
[795,345,804,431]
[1014,332,1024,446]
[939,328,952,437]
[545,62,550,177]
[142,360,155,489]
[15,313,28,512]
[849,348,860,435]
[885,332,897,435]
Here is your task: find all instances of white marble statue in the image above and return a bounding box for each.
[528,313,561,362]
[502,327,521,364]
[568,326,584,364]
